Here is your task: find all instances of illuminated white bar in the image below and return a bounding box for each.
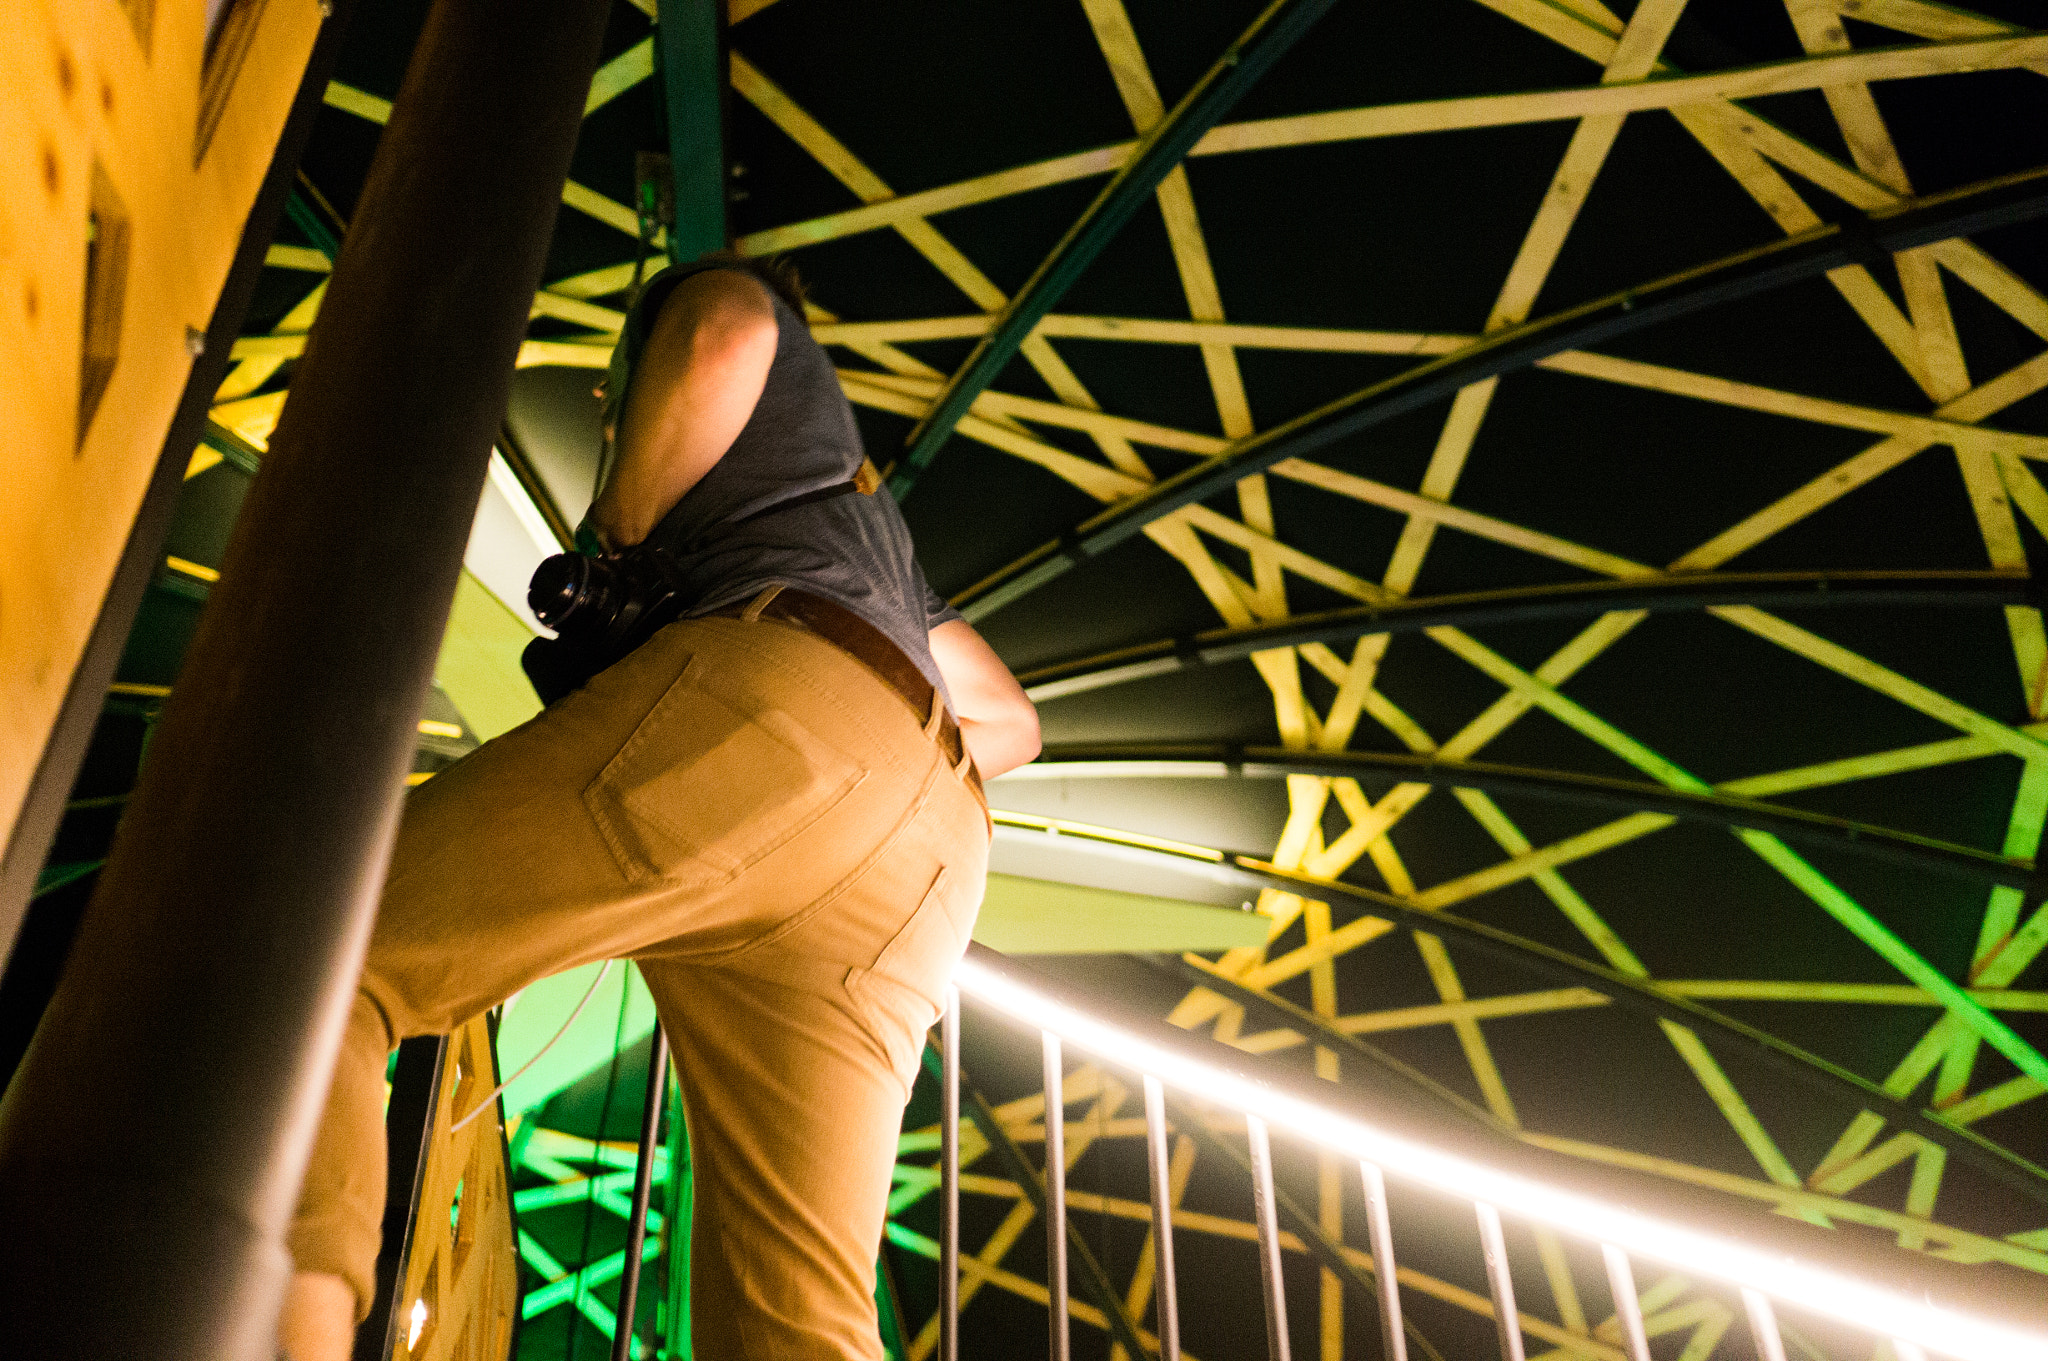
[941,988,960,1361]
[1142,1075,1182,1361]
[1744,1287,1789,1361]
[954,951,2048,1361]
[1601,1244,1652,1361]
[1043,1033,1070,1361]
[1359,1162,1406,1361]
[1475,1203,1526,1361]
[1246,1117,1292,1361]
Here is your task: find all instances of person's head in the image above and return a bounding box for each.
[695,248,807,314]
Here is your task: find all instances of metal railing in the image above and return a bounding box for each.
[938,944,2048,1361]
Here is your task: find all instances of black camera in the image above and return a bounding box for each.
[522,548,692,704]
[529,547,691,652]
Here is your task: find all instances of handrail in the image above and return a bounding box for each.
[979,826,2048,1206]
[946,942,2048,1361]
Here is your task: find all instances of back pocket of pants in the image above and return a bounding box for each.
[586,653,865,884]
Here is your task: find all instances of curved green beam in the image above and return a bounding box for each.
[1014,743,2040,891]
[1016,571,2033,700]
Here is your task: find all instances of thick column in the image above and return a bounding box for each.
[0,0,610,1355]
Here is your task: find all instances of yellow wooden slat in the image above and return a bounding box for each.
[1709,604,2048,760]
[1269,458,1656,578]
[583,36,653,117]
[1823,0,2048,73]
[529,291,624,333]
[730,52,1142,475]
[1199,34,2048,150]
[264,243,330,272]
[739,30,2047,254]
[1338,988,1611,1033]
[1537,351,2048,457]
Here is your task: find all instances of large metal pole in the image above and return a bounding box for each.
[0,0,610,1356]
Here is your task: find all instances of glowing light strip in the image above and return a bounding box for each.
[990,809,1226,862]
[953,954,2048,1361]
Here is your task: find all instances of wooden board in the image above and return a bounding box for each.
[0,0,322,847]
[381,1012,520,1361]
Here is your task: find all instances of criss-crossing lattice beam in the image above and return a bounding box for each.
[889,0,1339,496]
[951,162,2048,619]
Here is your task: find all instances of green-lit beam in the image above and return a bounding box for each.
[518,1229,658,1358]
[520,1232,663,1321]
[657,0,726,263]
[662,1077,694,1360]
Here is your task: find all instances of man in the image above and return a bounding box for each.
[280,257,1038,1359]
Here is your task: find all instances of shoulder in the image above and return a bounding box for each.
[647,265,777,342]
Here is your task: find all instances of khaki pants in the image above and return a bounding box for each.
[288,610,989,1360]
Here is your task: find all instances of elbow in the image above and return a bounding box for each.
[1016,703,1042,765]
[964,699,1039,781]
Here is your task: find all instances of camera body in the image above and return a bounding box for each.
[523,548,693,702]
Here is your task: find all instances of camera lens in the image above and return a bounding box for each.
[530,553,601,630]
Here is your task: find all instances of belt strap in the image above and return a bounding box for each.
[712,588,986,807]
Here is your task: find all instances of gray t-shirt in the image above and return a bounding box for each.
[612,263,961,700]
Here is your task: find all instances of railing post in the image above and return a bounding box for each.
[1142,1075,1181,1361]
[941,986,961,1361]
[1358,1162,1406,1361]
[0,1,612,1356]
[612,1026,671,1361]
[1042,1032,1071,1361]
[1743,1288,1789,1361]
[1599,1244,1652,1361]
[1475,1204,1526,1361]
[1246,1116,1292,1361]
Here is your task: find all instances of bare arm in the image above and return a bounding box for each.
[587,269,779,550]
[928,618,1040,779]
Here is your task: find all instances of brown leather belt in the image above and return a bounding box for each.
[708,586,985,807]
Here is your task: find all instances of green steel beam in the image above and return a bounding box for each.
[657,0,726,263]
[1018,745,2042,892]
[874,1255,910,1361]
[520,1237,664,1320]
[31,860,103,900]
[1015,571,2034,700]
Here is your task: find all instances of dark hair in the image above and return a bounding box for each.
[696,248,808,315]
